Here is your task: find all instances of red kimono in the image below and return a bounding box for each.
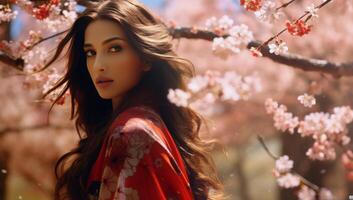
[86,105,194,200]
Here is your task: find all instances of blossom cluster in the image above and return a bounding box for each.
[265,98,299,134]
[0,0,78,106]
[286,20,312,37]
[0,0,76,75]
[297,93,316,108]
[33,0,60,20]
[273,155,300,189]
[250,1,319,23]
[273,155,334,200]
[265,98,353,161]
[0,30,43,59]
[268,40,288,55]
[242,1,324,57]
[306,4,319,18]
[13,0,77,33]
[297,185,333,200]
[41,68,69,105]
[167,89,191,107]
[205,16,254,59]
[254,1,283,23]
[299,106,353,160]
[0,4,18,23]
[0,35,66,105]
[167,70,261,114]
[240,0,263,11]
[37,0,77,33]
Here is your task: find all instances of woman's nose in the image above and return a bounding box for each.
[93,54,106,72]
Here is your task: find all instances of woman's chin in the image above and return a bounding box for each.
[97,93,114,100]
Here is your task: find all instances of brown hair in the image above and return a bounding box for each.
[40,0,226,199]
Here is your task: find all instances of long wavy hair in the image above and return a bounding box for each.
[40,0,226,199]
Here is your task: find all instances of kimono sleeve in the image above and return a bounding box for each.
[98,118,194,200]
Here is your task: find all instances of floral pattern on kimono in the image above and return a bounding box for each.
[86,106,194,200]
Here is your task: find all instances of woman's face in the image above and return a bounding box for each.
[83,19,150,108]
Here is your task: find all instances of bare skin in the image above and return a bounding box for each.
[83,19,151,110]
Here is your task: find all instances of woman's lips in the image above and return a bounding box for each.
[96,80,114,88]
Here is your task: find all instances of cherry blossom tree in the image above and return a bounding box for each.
[0,0,352,199]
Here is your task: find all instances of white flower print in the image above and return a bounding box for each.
[99,166,118,200]
[99,107,185,200]
[124,187,139,200]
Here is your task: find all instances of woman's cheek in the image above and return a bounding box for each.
[112,68,136,89]
[123,68,142,87]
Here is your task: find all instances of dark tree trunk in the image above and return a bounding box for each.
[0,149,10,200]
[279,94,336,200]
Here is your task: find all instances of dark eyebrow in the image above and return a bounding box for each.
[83,36,125,48]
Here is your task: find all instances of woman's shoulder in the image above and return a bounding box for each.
[107,105,166,136]
[113,105,163,125]
[122,105,162,122]
[105,105,173,159]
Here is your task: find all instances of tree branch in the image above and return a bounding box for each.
[248,41,353,78]
[1,26,352,78]
[0,53,24,71]
[171,28,353,78]
[256,135,321,192]
[0,124,73,137]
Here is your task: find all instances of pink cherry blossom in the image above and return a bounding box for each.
[268,41,289,55]
[167,88,191,107]
[306,4,319,18]
[0,4,18,22]
[297,185,316,200]
[298,93,316,108]
[319,188,334,200]
[276,173,301,188]
[265,98,299,134]
[275,155,294,173]
[254,1,283,23]
[205,16,253,59]
[266,98,352,161]
[306,140,336,161]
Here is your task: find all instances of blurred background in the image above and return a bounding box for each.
[0,0,352,199]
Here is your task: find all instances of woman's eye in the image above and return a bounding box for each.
[84,46,121,57]
[109,45,122,53]
[85,50,95,57]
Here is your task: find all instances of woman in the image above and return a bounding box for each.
[41,0,225,199]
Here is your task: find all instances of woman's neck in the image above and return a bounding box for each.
[111,83,160,114]
[112,96,123,111]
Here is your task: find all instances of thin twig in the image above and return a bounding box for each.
[256,134,320,192]
[256,135,279,160]
[256,0,333,51]
[276,0,297,11]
